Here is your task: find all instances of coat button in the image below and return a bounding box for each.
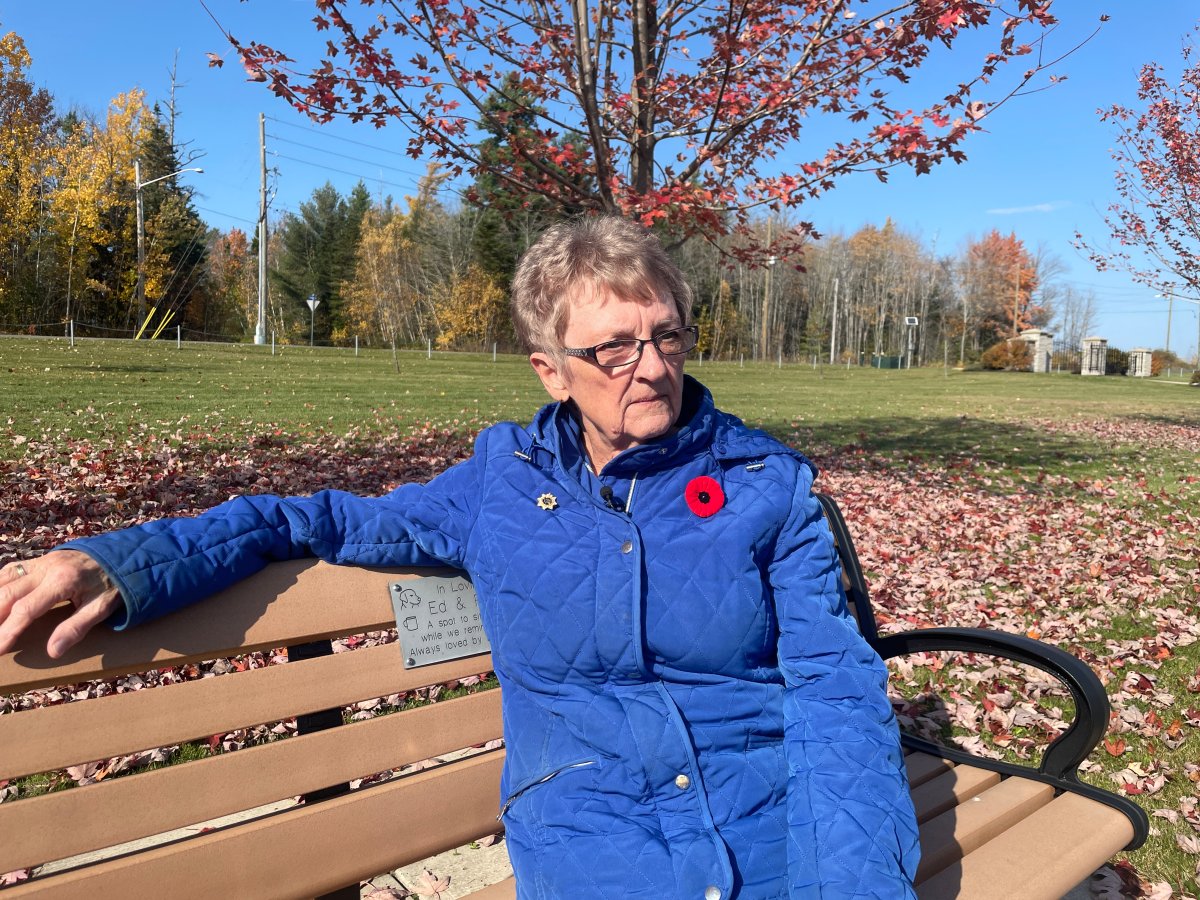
[620,540,633,554]
[674,774,690,790]
[704,887,722,900]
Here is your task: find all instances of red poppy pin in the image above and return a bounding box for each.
[685,475,725,518]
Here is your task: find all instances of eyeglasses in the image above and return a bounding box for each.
[563,325,699,368]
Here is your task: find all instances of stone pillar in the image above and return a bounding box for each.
[1081,337,1107,376]
[1020,328,1054,373]
[1128,348,1153,377]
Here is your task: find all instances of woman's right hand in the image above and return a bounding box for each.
[0,551,123,659]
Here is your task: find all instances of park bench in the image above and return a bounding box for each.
[0,495,1147,899]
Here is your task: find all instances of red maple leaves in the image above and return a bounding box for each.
[1077,25,1200,300]
[202,1,1089,260]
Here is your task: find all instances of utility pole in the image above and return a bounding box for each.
[1011,257,1021,337]
[1156,290,1175,356]
[135,159,146,326]
[759,218,774,361]
[255,113,268,345]
[829,277,839,365]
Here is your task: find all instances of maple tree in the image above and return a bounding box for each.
[1077,26,1200,362]
[958,229,1041,347]
[211,0,1087,256]
[202,227,258,335]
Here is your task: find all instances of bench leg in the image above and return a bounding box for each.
[289,640,353,804]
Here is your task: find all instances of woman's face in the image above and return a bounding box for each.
[530,283,686,470]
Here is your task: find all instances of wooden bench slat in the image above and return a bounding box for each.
[2,751,506,900]
[0,561,442,693]
[909,762,1001,825]
[915,776,1053,886]
[917,791,1136,900]
[0,690,504,874]
[1,645,493,780]
[905,751,955,788]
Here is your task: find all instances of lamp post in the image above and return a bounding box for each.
[904,316,919,369]
[135,161,203,329]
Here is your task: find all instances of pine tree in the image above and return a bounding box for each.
[272,181,370,343]
[139,106,208,337]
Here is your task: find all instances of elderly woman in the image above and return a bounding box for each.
[0,217,918,899]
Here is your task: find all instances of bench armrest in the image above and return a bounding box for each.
[872,625,1150,848]
[873,626,1151,849]
[872,626,1105,781]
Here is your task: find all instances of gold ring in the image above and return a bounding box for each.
[13,563,27,578]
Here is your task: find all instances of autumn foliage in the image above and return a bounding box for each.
[979,337,1032,371]
[1078,26,1200,297]
[213,0,1081,256]
[3,396,1199,891]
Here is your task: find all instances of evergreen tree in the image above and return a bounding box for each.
[271,180,369,343]
[139,106,207,337]
[467,74,587,287]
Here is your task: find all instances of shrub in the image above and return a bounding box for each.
[1190,370,1200,386]
[980,339,1033,371]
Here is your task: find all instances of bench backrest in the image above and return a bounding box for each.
[0,498,875,897]
[0,560,502,898]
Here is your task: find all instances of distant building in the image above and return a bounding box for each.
[1128,348,1153,377]
[1081,337,1107,376]
[1019,329,1054,373]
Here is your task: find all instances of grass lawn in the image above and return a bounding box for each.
[2,335,1200,894]
[3,334,1195,457]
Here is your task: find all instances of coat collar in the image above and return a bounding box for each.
[522,375,811,476]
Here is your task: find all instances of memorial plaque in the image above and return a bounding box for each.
[389,573,491,668]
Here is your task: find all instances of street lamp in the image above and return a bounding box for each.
[904,316,919,369]
[135,161,203,330]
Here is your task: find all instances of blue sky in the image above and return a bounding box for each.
[5,2,1200,358]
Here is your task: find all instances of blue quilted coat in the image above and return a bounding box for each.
[63,377,919,899]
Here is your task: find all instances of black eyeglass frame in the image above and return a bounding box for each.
[562,325,699,368]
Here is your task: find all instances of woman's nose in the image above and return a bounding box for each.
[633,339,671,378]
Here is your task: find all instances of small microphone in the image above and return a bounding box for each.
[600,485,625,512]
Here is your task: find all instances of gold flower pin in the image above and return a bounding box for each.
[536,492,558,511]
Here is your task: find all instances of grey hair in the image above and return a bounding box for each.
[510,216,694,355]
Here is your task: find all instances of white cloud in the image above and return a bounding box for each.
[986,201,1070,215]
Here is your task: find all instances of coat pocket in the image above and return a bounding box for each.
[498,759,597,820]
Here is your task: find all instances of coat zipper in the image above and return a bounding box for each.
[497,759,597,819]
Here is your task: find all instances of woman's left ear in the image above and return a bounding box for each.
[529,352,570,402]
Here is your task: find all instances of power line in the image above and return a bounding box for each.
[267,133,430,179]
[266,115,420,161]
[195,204,257,225]
[271,152,419,193]
[271,151,469,201]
